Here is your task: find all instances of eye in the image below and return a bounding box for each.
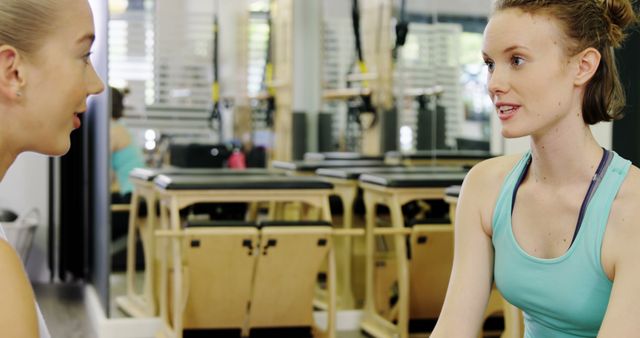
[484,59,495,73]
[83,51,93,64]
[511,56,525,67]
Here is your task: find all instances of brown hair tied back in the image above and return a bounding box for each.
[604,0,637,48]
[493,0,638,124]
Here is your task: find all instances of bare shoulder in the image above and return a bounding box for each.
[110,121,132,151]
[0,239,34,295]
[609,164,640,227]
[597,165,640,336]
[605,165,640,275]
[462,153,522,196]
[459,154,524,233]
[0,239,27,278]
[466,154,522,184]
[0,239,38,337]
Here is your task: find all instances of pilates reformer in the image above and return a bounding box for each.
[303,151,385,162]
[354,172,467,338]
[444,185,525,338]
[271,159,390,176]
[385,149,492,167]
[151,174,337,338]
[315,166,468,309]
[115,168,281,318]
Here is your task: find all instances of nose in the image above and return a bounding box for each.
[87,64,105,96]
[487,66,509,98]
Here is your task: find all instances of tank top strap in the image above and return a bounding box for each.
[587,151,631,257]
[492,151,532,234]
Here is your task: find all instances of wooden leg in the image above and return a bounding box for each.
[338,189,357,309]
[157,202,170,330]
[126,191,140,299]
[170,197,183,338]
[322,195,338,335]
[143,195,157,315]
[389,196,409,338]
[246,202,259,221]
[362,191,377,314]
[267,201,277,220]
[326,239,337,338]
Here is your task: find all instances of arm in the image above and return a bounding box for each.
[430,162,498,337]
[597,185,640,337]
[0,240,39,338]
[110,121,132,153]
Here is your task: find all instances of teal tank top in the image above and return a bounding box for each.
[112,143,144,196]
[492,150,630,338]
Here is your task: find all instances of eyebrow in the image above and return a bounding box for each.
[503,45,529,53]
[482,45,530,58]
[77,33,96,45]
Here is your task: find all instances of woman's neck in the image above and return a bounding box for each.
[528,119,603,187]
[0,147,16,182]
[0,139,18,182]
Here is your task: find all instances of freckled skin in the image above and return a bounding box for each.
[483,8,581,139]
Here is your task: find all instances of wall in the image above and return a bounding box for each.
[0,152,50,282]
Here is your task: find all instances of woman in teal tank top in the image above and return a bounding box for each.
[110,87,144,201]
[432,1,640,337]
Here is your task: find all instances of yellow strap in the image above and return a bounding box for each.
[358,61,369,88]
[211,82,219,102]
[265,63,275,96]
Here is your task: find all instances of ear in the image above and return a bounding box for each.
[573,47,601,86]
[0,45,26,100]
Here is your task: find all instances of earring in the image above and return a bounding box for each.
[16,91,22,97]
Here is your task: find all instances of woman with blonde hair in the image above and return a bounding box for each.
[432,1,639,337]
[0,0,104,336]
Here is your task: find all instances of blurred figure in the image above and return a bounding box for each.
[110,87,144,203]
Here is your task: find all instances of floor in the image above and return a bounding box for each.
[35,279,499,338]
[34,280,377,338]
[33,283,97,338]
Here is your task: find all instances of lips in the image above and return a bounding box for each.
[73,113,82,129]
[496,103,521,121]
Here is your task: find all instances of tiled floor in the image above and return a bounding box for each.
[33,283,97,338]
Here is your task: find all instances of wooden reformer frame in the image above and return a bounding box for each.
[153,186,337,338]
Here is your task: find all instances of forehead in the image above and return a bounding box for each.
[54,0,95,42]
[483,8,567,55]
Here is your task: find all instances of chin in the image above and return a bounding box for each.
[501,128,529,139]
[38,139,72,157]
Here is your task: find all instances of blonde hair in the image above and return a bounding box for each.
[0,0,59,56]
[492,0,638,124]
